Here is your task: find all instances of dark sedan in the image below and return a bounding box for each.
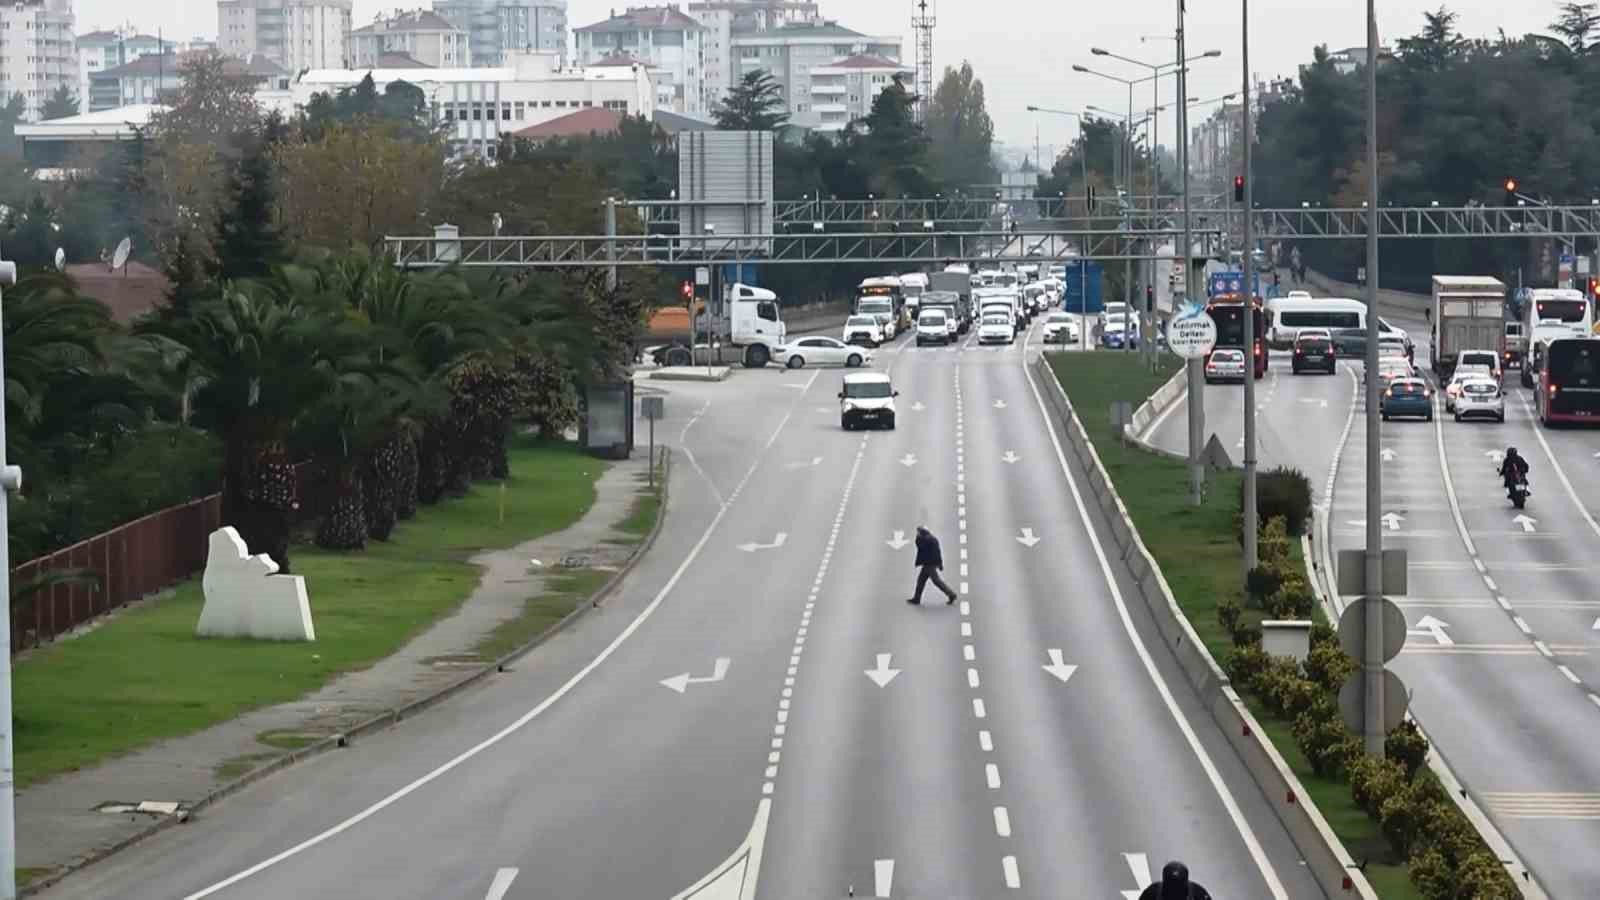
[1380,378,1434,421]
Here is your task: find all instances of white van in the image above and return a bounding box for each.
[1266,296,1366,347]
[916,308,951,346]
[839,372,897,430]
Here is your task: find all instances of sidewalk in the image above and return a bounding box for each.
[17,452,657,882]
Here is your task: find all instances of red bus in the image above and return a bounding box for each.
[1206,294,1268,378]
[1534,338,1600,426]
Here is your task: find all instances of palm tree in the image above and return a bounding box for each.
[146,283,340,571]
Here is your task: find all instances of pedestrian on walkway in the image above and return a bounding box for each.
[909,526,957,605]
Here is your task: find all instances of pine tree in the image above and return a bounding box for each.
[211,112,287,282]
[714,70,790,131]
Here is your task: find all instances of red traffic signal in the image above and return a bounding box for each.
[1233,175,1245,202]
[680,281,694,301]
[1504,178,1518,193]
[1589,277,1600,298]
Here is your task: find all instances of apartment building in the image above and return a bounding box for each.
[684,0,819,109]
[432,0,567,68]
[347,11,468,68]
[75,31,177,114]
[731,20,901,129]
[217,0,352,73]
[86,51,290,112]
[573,6,705,116]
[0,0,76,121]
[806,53,909,132]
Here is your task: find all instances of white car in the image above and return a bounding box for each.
[842,315,885,347]
[916,309,952,346]
[1286,290,1313,299]
[1041,312,1081,344]
[977,311,1014,345]
[1444,365,1494,412]
[1296,327,1332,342]
[1452,376,1505,423]
[839,371,897,430]
[774,336,871,369]
[1205,348,1248,383]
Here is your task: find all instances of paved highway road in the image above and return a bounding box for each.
[40,322,1321,899]
[1145,285,1600,898]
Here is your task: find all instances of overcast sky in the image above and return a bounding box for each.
[97,0,1554,156]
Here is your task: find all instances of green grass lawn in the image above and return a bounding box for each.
[472,568,614,662]
[1047,352,1420,900]
[11,435,605,789]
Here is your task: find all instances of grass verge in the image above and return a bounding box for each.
[12,435,605,789]
[471,568,614,662]
[1046,352,1418,899]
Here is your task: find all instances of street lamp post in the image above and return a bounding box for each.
[0,244,19,899]
[1027,104,1093,353]
[1361,0,1386,757]
[1176,4,1204,505]
[1241,0,1258,574]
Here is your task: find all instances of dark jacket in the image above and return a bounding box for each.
[914,530,943,568]
[1500,452,1529,484]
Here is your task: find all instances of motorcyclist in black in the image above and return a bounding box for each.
[1138,861,1213,900]
[1500,447,1530,493]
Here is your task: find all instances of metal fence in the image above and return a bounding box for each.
[9,464,322,653]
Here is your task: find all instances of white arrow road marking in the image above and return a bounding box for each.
[1513,514,1538,533]
[874,859,894,898]
[899,453,918,467]
[885,530,909,550]
[660,657,732,693]
[1298,397,1329,408]
[782,383,809,389]
[737,533,788,552]
[864,653,901,688]
[1380,447,1397,462]
[911,401,926,411]
[1015,528,1041,548]
[1121,852,1152,900]
[671,798,770,900]
[1408,615,1454,646]
[1487,449,1505,464]
[485,868,518,900]
[1000,450,1020,464]
[1042,648,1078,683]
[1348,514,1403,531]
[783,456,823,470]
[993,399,1007,409]
[1593,617,1599,631]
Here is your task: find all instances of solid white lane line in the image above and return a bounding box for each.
[979,730,993,752]
[1020,347,1290,899]
[183,390,810,900]
[484,868,518,900]
[986,763,1002,789]
[1518,392,1600,542]
[1001,855,1021,889]
[992,806,1012,837]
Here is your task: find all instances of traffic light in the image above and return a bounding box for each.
[1233,175,1245,202]
[1504,178,1518,205]
[680,281,694,305]
[1086,184,1097,210]
[1589,277,1599,299]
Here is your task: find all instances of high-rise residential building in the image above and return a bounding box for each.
[685,0,819,110]
[806,53,909,133]
[76,30,178,114]
[431,0,567,68]
[573,6,706,116]
[347,11,468,69]
[217,0,352,73]
[729,20,901,129]
[0,0,77,121]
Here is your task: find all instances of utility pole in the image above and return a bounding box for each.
[1178,0,1204,505]
[1361,0,1386,756]
[1241,0,1258,573]
[0,241,21,900]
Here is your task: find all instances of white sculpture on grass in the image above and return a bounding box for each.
[196,527,316,641]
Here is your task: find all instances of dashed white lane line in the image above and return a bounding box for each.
[1002,856,1021,889]
[968,668,982,688]
[992,806,1012,837]
[961,622,972,637]
[963,644,976,661]
[484,868,518,900]
[979,730,993,752]
[986,764,1002,789]
[972,698,986,721]
[1560,666,1582,684]
[1514,616,1532,635]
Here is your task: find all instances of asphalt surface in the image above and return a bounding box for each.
[38,320,1323,900]
[1145,282,1600,899]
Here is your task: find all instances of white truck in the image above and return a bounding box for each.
[646,283,787,368]
[1428,275,1506,379]
[1519,287,1596,387]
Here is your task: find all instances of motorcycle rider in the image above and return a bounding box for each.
[1138,861,1212,900]
[1499,447,1530,496]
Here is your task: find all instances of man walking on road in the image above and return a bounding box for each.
[910,526,958,605]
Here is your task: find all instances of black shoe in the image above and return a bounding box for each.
[947,593,957,605]
[907,598,921,605]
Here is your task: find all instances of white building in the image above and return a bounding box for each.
[806,53,909,132]
[347,11,469,68]
[218,0,352,73]
[684,0,819,112]
[76,31,177,115]
[293,50,655,158]
[730,20,901,129]
[573,6,706,116]
[87,52,290,113]
[432,0,567,68]
[0,0,76,122]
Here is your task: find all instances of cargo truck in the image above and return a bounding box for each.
[1428,275,1507,379]
[928,270,974,328]
[642,283,787,368]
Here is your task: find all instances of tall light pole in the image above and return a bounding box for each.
[0,243,20,898]
[1241,0,1258,574]
[1177,3,1204,505]
[1028,104,1094,353]
[1091,46,1221,211]
[1360,0,1386,757]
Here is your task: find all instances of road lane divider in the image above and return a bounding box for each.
[1306,365,1546,898]
[1024,353,1296,899]
[1126,364,1191,463]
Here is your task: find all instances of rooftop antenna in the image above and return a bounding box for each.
[110,236,130,275]
[911,0,935,123]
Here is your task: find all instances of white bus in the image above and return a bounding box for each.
[1266,296,1366,347]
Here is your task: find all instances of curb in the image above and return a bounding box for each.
[1122,364,1195,464]
[21,448,674,898]
[1032,354,1377,900]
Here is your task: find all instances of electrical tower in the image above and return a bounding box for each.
[912,0,936,122]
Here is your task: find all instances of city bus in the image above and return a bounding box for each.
[1206,293,1269,378]
[1534,338,1600,426]
[858,277,906,326]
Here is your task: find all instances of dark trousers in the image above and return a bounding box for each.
[914,565,955,601]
